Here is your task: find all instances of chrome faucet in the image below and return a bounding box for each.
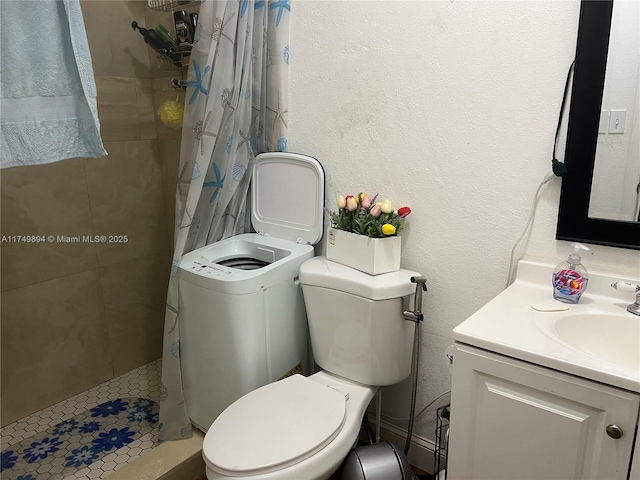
[403,276,427,323]
[611,282,640,316]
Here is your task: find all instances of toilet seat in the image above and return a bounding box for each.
[203,374,347,477]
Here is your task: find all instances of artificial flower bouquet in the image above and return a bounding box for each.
[328,193,411,238]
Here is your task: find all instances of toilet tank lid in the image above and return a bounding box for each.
[299,256,422,300]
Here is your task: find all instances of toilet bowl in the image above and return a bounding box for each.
[202,257,422,479]
[203,371,376,480]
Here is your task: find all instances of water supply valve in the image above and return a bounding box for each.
[403,276,427,323]
[611,282,640,316]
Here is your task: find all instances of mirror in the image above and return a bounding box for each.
[556,0,640,250]
[589,0,640,222]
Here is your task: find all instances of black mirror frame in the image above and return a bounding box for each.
[556,0,640,250]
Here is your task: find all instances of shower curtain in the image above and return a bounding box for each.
[159,0,290,442]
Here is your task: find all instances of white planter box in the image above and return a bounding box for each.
[326,227,401,275]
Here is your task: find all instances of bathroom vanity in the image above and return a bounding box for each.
[448,261,640,480]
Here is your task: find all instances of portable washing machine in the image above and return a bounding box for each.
[178,152,325,432]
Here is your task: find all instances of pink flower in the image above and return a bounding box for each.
[345,195,358,212]
[397,207,411,218]
[361,195,371,209]
[370,204,382,218]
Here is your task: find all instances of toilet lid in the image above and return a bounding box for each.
[251,152,325,245]
[203,374,347,476]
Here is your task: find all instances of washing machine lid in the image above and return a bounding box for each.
[204,374,346,476]
[251,152,325,245]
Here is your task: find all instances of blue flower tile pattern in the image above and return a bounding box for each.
[127,409,149,423]
[92,427,135,452]
[78,421,101,434]
[65,445,99,468]
[22,437,63,463]
[1,450,18,472]
[90,399,128,418]
[0,397,157,480]
[52,419,78,436]
[133,398,153,410]
[16,475,36,480]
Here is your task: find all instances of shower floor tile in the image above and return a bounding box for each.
[1,359,161,480]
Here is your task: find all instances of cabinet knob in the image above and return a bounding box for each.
[606,424,623,439]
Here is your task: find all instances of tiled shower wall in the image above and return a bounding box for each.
[0,0,188,426]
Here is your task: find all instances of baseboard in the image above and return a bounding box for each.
[362,415,442,475]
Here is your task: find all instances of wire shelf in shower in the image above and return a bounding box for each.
[155,43,193,70]
[147,0,200,13]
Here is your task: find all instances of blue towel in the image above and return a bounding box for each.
[0,0,107,168]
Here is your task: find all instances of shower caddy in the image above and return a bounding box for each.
[142,0,201,90]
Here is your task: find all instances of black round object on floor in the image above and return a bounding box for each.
[339,441,414,480]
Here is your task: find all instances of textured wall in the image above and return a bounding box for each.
[289,0,640,442]
[0,0,185,426]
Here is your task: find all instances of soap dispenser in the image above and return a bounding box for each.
[552,242,589,304]
[131,21,181,67]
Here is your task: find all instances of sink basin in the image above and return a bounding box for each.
[553,313,640,371]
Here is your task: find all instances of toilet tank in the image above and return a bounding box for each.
[299,256,422,386]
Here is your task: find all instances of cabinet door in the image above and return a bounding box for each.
[631,435,640,480]
[448,344,639,480]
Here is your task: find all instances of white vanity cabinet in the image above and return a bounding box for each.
[448,344,640,480]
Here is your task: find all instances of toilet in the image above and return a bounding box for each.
[202,256,421,480]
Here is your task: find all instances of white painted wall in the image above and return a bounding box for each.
[289,0,640,443]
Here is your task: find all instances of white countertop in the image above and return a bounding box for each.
[452,260,640,393]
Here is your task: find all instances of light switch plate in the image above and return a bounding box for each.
[608,109,627,134]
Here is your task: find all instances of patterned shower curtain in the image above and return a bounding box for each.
[158,0,290,442]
